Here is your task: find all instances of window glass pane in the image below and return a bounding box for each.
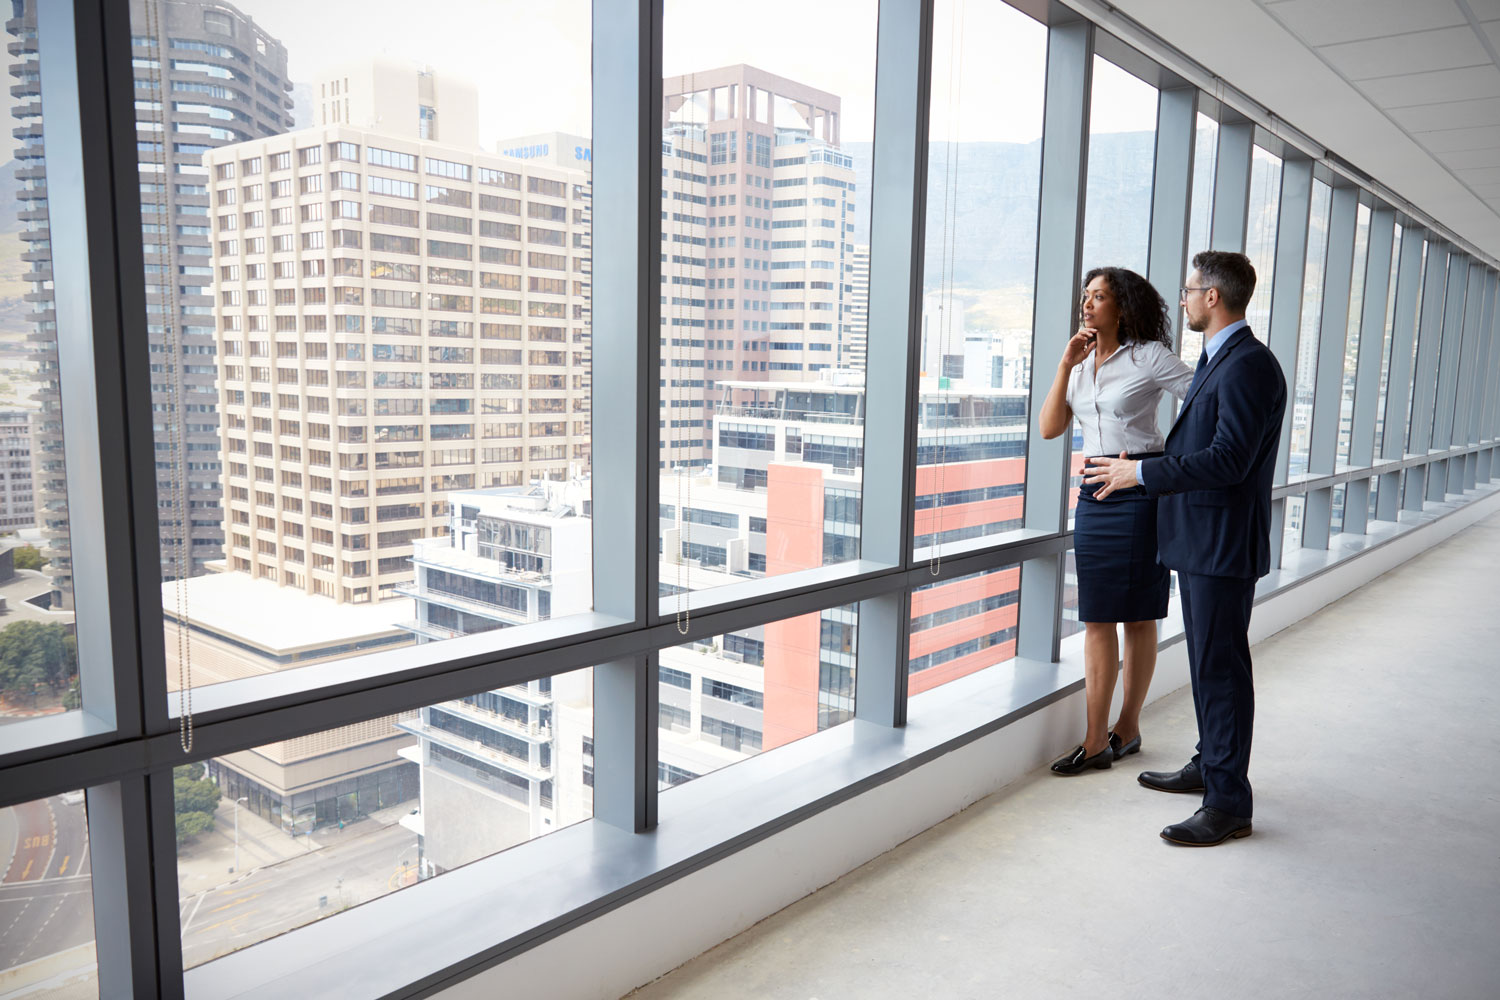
[2,0,83,733]
[0,791,98,996]
[1282,494,1304,563]
[659,604,857,787]
[1332,203,1372,535]
[1080,56,1158,277]
[910,563,1019,698]
[1289,178,1332,485]
[1243,146,1281,341]
[127,1,593,700]
[1371,223,1403,462]
[916,0,1043,553]
[661,0,875,597]
[177,666,591,968]
[1179,112,1217,363]
[1401,242,1431,451]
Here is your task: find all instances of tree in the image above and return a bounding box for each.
[12,545,46,571]
[0,621,77,702]
[173,762,221,845]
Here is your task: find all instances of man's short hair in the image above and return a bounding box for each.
[1192,250,1256,314]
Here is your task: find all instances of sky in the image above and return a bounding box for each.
[107,0,1158,151]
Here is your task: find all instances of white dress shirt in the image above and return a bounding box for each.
[1066,339,1195,460]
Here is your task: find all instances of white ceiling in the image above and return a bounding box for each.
[1105,0,1500,263]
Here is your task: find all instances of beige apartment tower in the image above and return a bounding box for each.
[660,66,858,470]
[204,97,591,604]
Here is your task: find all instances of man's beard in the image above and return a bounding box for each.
[1186,312,1207,333]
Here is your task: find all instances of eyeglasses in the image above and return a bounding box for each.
[1180,285,1214,298]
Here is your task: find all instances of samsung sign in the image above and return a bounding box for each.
[503,143,550,160]
[501,143,591,164]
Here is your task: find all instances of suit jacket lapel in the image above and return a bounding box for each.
[1169,326,1254,437]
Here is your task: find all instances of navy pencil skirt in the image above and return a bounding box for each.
[1074,480,1169,624]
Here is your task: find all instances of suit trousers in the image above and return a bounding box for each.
[1178,570,1257,818]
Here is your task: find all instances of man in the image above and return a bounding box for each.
[1083,250,1287,847]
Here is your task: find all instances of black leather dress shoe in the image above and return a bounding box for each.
[1160,806,1252,846]
[1137,758,1205,793]
[1050,743,1113,775]
[1109,731,1141,760]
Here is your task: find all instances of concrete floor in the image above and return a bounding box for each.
[629,510,1500,1000]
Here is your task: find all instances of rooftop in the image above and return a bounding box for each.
[162,571,410,654]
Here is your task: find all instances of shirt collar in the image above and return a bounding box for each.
[1204,318,1248,362]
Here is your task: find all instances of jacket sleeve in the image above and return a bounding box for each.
[1140,350,1281,495]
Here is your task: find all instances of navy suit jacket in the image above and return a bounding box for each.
[1140,326,1287,580]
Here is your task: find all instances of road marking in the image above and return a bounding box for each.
[58,854,69,875]
[191,909,259,936]
[20,859,32,880]
[207,891,262,914]
[42,799,57,886]
[180,890,209,936]
[76,832,90,878]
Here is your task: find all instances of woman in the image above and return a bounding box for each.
[1039,267,1195,775]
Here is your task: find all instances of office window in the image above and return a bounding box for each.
[1243,146,1283,341]
[916,0,1043,554]
[0,793,97,991]
[1332,202,1373,535]
[1181,113,1219,362]
[173,668,592,968]
[662,0,874,598]
[659,602,858,787]
[911,563,1020,700]
[1080,56,1158,277]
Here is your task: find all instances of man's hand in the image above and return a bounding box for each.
[1082,451,1140,500]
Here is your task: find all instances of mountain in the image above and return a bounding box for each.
[844,131,1158,299]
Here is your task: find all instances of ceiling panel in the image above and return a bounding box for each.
[1458,165,1500,186]
[1360,65,1500,109]
[1480,19,1500,52]
[1437,145,1500,169]
[1419,124,1500,153]
[1390,97,1500,133]
[1112,0,1500,261]
[1318,26,1489,80]
[1268,0,1467,48]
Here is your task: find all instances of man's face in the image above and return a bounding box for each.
[1182,270,1211,333]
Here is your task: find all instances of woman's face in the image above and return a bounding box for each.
[1081,275,1120,336]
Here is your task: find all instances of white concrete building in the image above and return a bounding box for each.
[0,411,35,531]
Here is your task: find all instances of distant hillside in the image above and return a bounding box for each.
[845,131,1156,294]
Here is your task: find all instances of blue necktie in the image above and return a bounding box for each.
[1182,350,1209,413]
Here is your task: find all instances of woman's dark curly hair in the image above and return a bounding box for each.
[1078,266,1172,347]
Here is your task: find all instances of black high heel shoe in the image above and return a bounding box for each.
[1050,742,1113,775]
[1109,731,1142,760]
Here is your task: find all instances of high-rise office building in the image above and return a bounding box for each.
[8,0,60,600]
[131,0,293,595]
[7,0,293,609]
[660,66,859,469]
[0,411,35,531]
[846,244,869,372]
[203,62,592,605]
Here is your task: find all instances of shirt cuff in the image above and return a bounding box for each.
[1135,460,1145,489]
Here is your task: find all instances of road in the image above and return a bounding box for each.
[178,820,417,969]
[0,794,95,976]
[2,794,419,975]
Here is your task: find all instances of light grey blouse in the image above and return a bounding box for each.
[1065,340,1195,457]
